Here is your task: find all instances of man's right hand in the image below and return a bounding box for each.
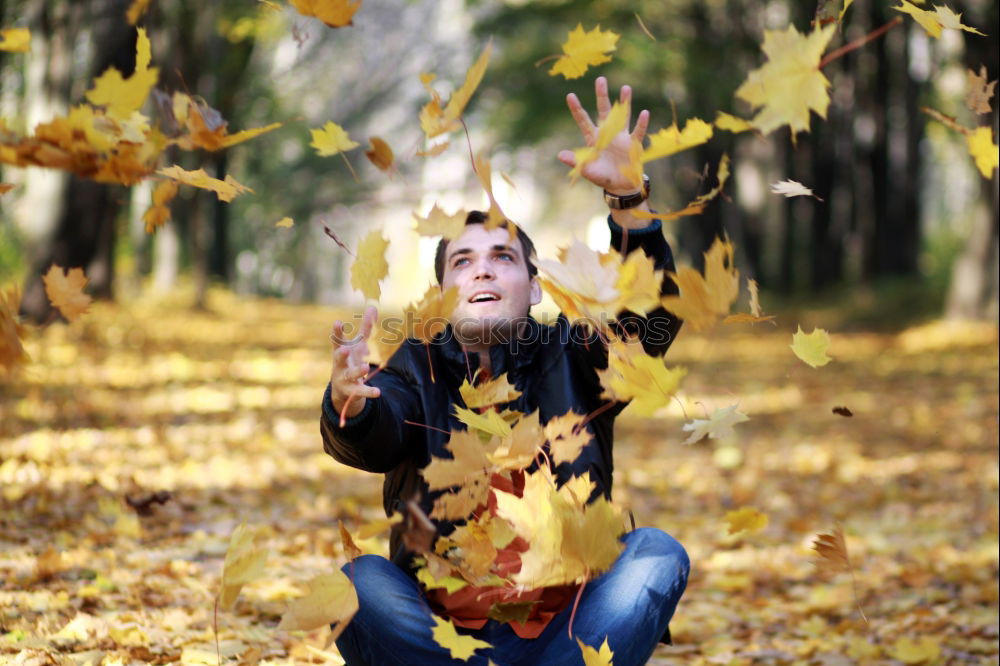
[329,305,380,420]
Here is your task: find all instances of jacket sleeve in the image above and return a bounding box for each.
[608,215,682,357]
[320,359,424,474]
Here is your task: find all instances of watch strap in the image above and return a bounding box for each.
[604,174,651,210]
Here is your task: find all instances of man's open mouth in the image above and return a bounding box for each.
[469,292,500,303]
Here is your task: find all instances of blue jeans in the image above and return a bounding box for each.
[335,528,689,666]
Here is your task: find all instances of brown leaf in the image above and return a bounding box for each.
[339,521,362,560]
[364,136,394,171]
[43,265,92,321]
[813,525,850,574]
[966,65,996,115]
[832,406,853,417]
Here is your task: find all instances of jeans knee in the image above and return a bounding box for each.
[626,527,690,581]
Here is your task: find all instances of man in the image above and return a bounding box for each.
[322,78,689,665]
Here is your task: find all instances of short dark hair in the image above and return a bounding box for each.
[434,211,538,283]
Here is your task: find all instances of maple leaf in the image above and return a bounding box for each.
[791,325,832,367]
[85,28,158,120]
[966,66,996,114]
[431,478,490,520]
[724,506,769,535]
[157,166,253,202]
[714,111,754,134]
[549,24,619,80]
[172,94,282,151]
[770,179,823,200]
[413,203,467,240]
[459,372,521,409]
[289,0,363,28]
[0,286,29,372]
[681,404,749,445]
[641,117,713,162]
[420,42,492,139]
[598,338,687,416]
[893,1,986,39]
[545,411,590,466]
[735,24,837,138]
[349,231,390,301]
[310,121,359,156]
[662,236,740,331]
[43,265,92,322]
[454,405,513,439]
[0,27,30,52]
[966,126,998,179]
[489,410,543,471]
[578,637,614,666]
[274,217,294,228]
[278,571,358,639]
[812,526,850,575]
[423,429,491,491]
[143,180,179,234]
[431,614,492,660]
[416,554,469,593]
[364,136,394,171]
[218,523,268,610]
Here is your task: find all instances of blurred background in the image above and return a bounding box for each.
[0,0,997,325]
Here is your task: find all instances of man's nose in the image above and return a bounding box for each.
[472,258,495,279]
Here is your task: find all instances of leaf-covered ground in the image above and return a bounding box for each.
[1,292,997,665]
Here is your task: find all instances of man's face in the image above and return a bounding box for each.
[441,224,542,351]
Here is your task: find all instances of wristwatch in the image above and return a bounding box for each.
[604,174,651,210]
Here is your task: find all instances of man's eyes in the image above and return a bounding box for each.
[452,252,515,267]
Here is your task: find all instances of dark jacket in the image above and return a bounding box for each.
[321,217,680,569]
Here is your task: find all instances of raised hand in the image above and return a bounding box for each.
[557,76,650,194]
[329,305,380,420]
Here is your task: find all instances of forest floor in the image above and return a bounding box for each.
[1,290,997,665]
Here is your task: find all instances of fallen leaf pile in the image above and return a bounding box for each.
[0,294,995,664]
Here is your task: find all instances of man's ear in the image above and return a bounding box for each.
[529,278,542,306]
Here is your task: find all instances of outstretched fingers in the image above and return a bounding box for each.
[566,92,596,144]
[595,76,612,121]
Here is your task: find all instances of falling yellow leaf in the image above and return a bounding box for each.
[791,325,832,368]
[889,636,942,664]
[125,0,152,25]
[812,526,850,575]
[0,27,30,52]
[430,614,492,660]
[0,286,29,372]
[715,111,754,134]
[681,404,749,445]
[338,521,362,560]
[143,180,179,233]
[43,265,92,322]
[157,166,252,202]
[724,277,776,324]
[289,0,363,28]
[277,571,358,638]
[723,506,769,535]
[966,65,997,114]
[364,136,394,171]
[966,126,998,178]
[641,117,713,162]
[598,338,687,416]
[545,411,590,466]
[893,1,986,39]
[413,203,467,239]
[578,637,614,666]
[459,372,521,409]
[310,121,359,156]
[420,42,492,139]
[349,231,390,301]
[662,236,740,331]
[85,28,159,119]
[770,179,823,200]
[549,24,619,80]
[218,523,269,611]
[274,217,294,228]
[735,24,837,138]
[489,410,543,471]
[422,429,490,491]
[454,405,513,438]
